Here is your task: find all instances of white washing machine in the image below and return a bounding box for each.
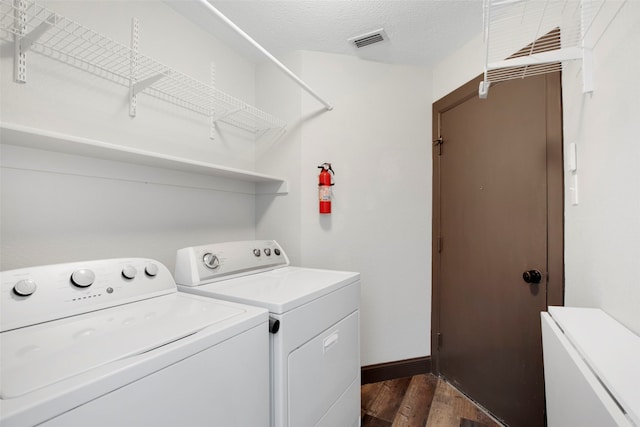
[1,258,270,427]
[175,240,361,427]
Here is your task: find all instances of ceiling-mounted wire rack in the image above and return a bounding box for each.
[0,0,286,136]
[480,0,627,98]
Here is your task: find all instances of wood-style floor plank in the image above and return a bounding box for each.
[362,381,386,410]
[362,374,503,427]
[425,378,501,427]
[364,376,413,422]
[391,374,438,427]
[361,414,393,427]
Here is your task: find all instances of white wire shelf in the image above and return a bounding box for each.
[480,0,627,98]
[0,0,286,135]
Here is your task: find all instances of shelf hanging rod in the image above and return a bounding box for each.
[196,0,333,111]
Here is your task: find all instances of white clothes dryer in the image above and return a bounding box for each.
[1,258,269,427]
[175,240,361,427]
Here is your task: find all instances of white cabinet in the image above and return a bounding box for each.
[541,307,640,427]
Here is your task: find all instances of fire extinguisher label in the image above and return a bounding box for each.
[319,186,331,201]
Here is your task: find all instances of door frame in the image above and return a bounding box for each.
[431,73,565,374]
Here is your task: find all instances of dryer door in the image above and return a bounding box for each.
[287,311,360,426]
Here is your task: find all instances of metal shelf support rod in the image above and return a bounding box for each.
[129,17,140,117]
[581,0,594,93]
[13,0,27,83]
[196,0,334,111]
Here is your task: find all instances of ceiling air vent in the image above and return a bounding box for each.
[349,29,388,49]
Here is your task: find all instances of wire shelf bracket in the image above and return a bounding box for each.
[12,0,55,83]
[480,0,627,99]
[128,18,168,118]
[16,10,52,52]
[0,0,287,137]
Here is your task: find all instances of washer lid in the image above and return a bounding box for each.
[182,267,360,314]
[0,293,253,399]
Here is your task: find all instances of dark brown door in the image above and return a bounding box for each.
[432,73,564,427]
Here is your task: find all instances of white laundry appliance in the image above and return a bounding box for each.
[1,257,270,427]
[174,240,361,427]
[541,306,640,427]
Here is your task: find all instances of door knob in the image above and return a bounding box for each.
[523,270,542,284]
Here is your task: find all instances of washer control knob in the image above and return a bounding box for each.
[264,248,271,256]
[253,249,261,257]
[71,269,95,287]
[274,248,281,256]
[122,265,137,280]
[13,279,37,296]
[203,253,220,270]
[145,263,159,277]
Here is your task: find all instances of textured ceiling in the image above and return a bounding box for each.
[168,0,484,67]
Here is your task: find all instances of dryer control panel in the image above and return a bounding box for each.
[175,240,290,286]
[1,258,175,332]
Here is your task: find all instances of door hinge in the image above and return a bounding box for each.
[437,237,443,253]
[433,137,444,155]
[437,332,443,349]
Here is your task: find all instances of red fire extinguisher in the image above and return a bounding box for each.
[318,163,334,214]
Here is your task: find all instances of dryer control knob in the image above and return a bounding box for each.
[145,263,159,277]
[264,248,271,256]
[71,269,95,287]
[203,253,220,270]
[122,265,137,280]
[13,279,37,296]
[253,249,261,257]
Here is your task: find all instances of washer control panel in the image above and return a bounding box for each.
[1,258,175,332]
[175,240,290,286]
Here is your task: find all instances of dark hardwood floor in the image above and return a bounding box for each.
[361,374,503,427]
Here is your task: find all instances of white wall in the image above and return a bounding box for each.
[257,51,432,366]
[432,0,640,336]
[2,1,433,369]
[8,0,634,371]
[255,52,304,266]
[562,0,640,334]
[432,32,484,102]
[1,1,262,271]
